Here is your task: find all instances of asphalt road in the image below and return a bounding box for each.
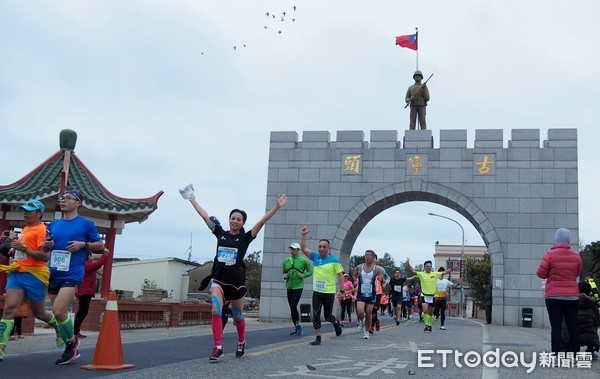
[2,315,599,378]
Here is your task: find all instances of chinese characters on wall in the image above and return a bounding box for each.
[341,154,496,176]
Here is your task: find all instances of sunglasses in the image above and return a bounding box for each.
[59,196,78,202]
[424,265,432,268]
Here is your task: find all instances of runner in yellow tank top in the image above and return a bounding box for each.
[406,258,452,333]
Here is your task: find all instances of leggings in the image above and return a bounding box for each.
[434,298,447,326]
[312,292,337,329]
[340,298,353,321]
[74,295,93,334]
[11,317,23,336]
[287,289,303,325]
[545,298,579,353]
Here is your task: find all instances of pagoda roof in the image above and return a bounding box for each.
[0,149,163,224]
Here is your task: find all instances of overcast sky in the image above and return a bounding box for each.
[1,1,598,267]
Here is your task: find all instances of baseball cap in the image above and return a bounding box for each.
[20,199,46,212]
[289,242,301,250]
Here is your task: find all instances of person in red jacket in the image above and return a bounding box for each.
[536,228,582,353]
[73,248,109,339]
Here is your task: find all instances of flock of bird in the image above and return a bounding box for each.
[201,6,298,55]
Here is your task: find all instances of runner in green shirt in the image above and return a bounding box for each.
[300,225,344,345]
[406,258,452,333]
[282,242,313,336]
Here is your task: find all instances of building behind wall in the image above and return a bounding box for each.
[433,243,487,304]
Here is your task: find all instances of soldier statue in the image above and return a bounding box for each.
[405,70,430,130]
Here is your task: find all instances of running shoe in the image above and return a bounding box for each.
[375,319,380,332]
[348,318,352,324]
[440,326,446,330]
[75,333,87,339]
[209,347,223,362]
[427,326,433,332]
[358,320,364,332]
[236,341,246,358]
[363,331,369,339]
[290,328,298,335]
[296,324,303,336]
[334,320,343,336]
[310,339,321,346]
[396,319,400,326]
[9,335,16,341]
[55,339,80,365]
[17,335,24,340]
[424,326,429,332]
[369,327,374,334]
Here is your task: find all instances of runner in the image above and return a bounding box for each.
[45,190,105,364]
[352,250,385,339]
[433,267,460,330]
[299,226,344,345]
[401,284,413,320]
[282,242,313,336]
[379,293,389,316]
[182,184,287,361]
[340,273,356,327]
[0,200,57,362]
[406,258,452,332]
[369,253,390,334]
[388,269,415,325]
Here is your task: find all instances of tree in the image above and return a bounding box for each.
[245,250,262,299]
[464,253,492,306]
[378,252,396,276]
[141,278,157,290]
[580,241,600,283]
[348,254,365,276]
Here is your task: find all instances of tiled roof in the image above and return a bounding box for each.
[0,149,163,223]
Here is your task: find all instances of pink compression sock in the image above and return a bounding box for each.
[211,314,223,346]
[235,317,246,342]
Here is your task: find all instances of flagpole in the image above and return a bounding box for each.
[415,27,419,70]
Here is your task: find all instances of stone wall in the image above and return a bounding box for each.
[259,128,578,328]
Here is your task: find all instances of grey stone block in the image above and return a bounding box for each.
[261,128,578,326]
[336,130,365,142]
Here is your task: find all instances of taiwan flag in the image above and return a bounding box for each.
[395,33,418,50]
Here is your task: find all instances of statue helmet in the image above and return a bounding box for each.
[413,70,424,79]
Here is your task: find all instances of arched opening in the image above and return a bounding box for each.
[329,182,503,323]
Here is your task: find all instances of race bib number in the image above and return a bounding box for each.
[394,285,403,293]
[217,247,237,266]
[315,280,327,291]
[50,250,71,271]
[423,295,434,303]
[13,250,27,261]
[360,283,373,295]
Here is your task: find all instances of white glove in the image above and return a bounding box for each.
[179,183,194,200]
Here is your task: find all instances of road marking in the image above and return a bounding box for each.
[481,323,498,379]
[249,339,314,356]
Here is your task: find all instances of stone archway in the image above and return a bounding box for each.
[259,128,578,327]
[331,181,502,323]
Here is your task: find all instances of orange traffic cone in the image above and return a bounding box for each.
[81,291,134,371]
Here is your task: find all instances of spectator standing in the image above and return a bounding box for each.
[73,248,109,339]
[483,283,493,325]
[536,227,582,353]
